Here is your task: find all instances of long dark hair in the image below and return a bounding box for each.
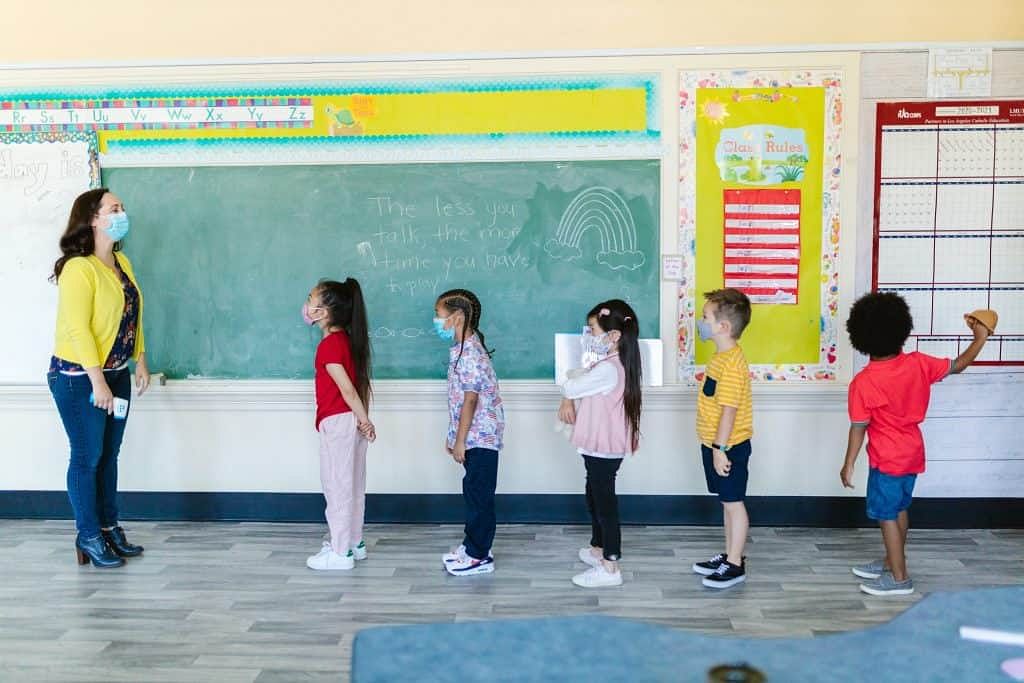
[51,187,119,283]
[318,278,372,406]
[436,288,492,369]
[589,299,642,451]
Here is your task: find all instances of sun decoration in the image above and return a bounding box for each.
[699,98,730,125]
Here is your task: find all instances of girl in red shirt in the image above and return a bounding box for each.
[303,279,376,571]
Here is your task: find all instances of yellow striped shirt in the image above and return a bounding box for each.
[696,345,753,446]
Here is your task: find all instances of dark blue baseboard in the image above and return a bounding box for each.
[0,491,1020,528]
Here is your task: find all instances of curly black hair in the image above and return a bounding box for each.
[846,292,914,358]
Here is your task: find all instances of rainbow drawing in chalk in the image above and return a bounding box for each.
[544,186,646,271]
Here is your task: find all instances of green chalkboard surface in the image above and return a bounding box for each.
[105,160,659,379]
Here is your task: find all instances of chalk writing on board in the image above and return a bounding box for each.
[544,186,646,271]
[109,161,659,379]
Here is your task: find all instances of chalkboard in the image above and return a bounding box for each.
[104,160,660,379]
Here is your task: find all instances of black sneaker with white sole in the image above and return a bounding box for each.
[702,560,746,588]
[692,553,728,576]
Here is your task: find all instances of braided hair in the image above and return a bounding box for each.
[436,288,493,369]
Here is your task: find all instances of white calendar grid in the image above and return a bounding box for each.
[874,103,1024,364]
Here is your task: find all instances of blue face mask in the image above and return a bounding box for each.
[696,319,715,342]
[104,212,130,242]
[433,317,455,341]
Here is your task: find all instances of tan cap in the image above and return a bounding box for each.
[964,309,998,333]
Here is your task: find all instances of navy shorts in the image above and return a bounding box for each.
[701,440,752,503]
[866,467,916,521]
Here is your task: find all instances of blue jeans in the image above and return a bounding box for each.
[48,368,131,538]
[462,448,498,560]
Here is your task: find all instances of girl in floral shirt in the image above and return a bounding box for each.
[433,289,504,576]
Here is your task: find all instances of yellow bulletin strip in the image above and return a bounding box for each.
[0,86,653,151]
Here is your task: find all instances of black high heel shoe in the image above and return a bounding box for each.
[102,526,144,558]
[75,534,124,568]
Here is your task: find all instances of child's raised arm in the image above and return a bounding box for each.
[951,316,992,374]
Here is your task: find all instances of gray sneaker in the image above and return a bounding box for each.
[859,572,914,596]
[851,559,886,580]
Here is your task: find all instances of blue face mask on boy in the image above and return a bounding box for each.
[104,212,130,242]
[433,317,455,341]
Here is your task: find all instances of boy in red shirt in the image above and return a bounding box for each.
[841,292,991,596]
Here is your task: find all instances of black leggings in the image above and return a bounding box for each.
[583,455,623,561]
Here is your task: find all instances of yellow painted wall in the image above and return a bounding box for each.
[2,0,1021,64]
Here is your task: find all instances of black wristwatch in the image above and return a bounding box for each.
[712,443,731,452]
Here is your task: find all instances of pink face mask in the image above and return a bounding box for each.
[302,302,324,326]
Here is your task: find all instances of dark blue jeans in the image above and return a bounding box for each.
[47,368,131,538]
[462,448,498,560]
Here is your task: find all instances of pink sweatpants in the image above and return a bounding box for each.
[318,412,368,553]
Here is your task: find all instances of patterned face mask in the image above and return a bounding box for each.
[580,326,612,366]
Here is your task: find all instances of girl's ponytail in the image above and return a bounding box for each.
[319,278,373,406]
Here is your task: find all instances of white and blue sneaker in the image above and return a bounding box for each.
[352,540,368,561]
[445,554,495,576]
[442,544,493,566]
[442,544,467,565]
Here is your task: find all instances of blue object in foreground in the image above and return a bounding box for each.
[353,586,1024,682]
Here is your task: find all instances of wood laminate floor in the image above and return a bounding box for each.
[1,520,1021,682]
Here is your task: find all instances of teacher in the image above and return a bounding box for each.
[47,188,150,568]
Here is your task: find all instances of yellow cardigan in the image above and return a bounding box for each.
[53,252,146,368]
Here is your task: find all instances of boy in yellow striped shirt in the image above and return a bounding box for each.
[691,288,753,589]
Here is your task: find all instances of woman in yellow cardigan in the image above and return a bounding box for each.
[48,188,151,568]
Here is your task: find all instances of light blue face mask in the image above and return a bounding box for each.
[696,319,715,342]
[104,212,130,242]
[433,317,455,341]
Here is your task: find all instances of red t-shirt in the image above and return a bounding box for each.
[314,330,356,429]
[847,351,952,476]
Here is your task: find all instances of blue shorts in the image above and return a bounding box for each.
[701,440,752,503]
[866,468,917,521]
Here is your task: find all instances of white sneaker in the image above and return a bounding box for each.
[306,548,355,571]
[572,565,623,588]
[445,554,495,576]
[351,540,368,561]
[442,544,466,565]
[311,541,332,559]
[578,547,602,568]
